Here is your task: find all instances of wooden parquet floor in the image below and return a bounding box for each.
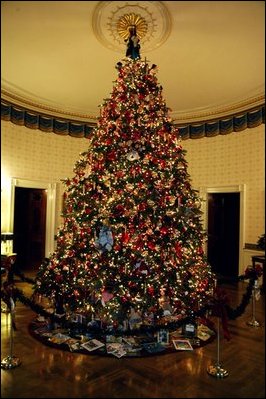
[1,273,265,398]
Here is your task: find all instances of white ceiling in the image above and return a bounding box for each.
[1,1,265,124]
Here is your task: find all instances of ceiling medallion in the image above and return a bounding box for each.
[92,1,172,53]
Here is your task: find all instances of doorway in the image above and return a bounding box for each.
[13,187,47,271]
[207,192,240,278]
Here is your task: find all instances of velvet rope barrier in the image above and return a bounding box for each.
[1,268,260,337]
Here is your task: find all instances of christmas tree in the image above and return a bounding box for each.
[34,34,214,331]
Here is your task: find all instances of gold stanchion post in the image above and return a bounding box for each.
[1,298,21,369]
[207,276,229,378]
[246,279,261,328]
[207,317,229,378]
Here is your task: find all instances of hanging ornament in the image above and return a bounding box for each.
[126,183,134,192]
[147,286,154,296]
[101,288,114,306]
[147,199,155,207]
[194,199,201,209]
[128,307,142,330]
[135,294,142,302]
[95,224,114,253]
[159,288,173,316]
[133,259,148,275]
[126,150,140,161]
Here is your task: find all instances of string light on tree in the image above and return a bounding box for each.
[34,23,215,331]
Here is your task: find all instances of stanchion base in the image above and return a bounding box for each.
[1,356,21,369]
[246,320,261,327]
[207,364,229,378]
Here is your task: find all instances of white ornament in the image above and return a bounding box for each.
[126,150,140,161]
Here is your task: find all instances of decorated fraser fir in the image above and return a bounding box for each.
[34,53,215,330]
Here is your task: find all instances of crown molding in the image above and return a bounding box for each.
[172,94,265,124]
[1,89,98,124]
[2,87,264,127]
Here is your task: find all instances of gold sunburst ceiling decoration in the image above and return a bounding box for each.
[92,1,172,53]
[117,13,148,40]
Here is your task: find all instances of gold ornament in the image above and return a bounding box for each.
[147,199,155,206]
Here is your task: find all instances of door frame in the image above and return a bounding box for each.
[10,178,56,257]
[199,184,246,276]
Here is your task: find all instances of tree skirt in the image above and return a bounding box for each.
[29,317,216,358]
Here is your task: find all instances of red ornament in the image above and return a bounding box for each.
[93,161,104,171]
[121,296,128,303]
[133,237,144,250]
[147,286,155,295]
[138,202,147,211]
[114,204,125,216]
[55,275,63,283]
[159,159,166,168]
[132,130,141,141]
[197,246,204,255]
[175,242,182,257]
[107,150,117,161]
[104,138,112,145]
[114,244,122,251]
[116,170,125,178]
[160,226,168,235]
[128,281,137,288]
[147,241,155,250]
[122,231,130,244]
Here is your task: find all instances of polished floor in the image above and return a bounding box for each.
[1,272,265,398]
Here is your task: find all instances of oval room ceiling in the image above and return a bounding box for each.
[1,1,265,126]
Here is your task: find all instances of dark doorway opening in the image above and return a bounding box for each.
[207,192,240,278]
[13,187,47,271]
